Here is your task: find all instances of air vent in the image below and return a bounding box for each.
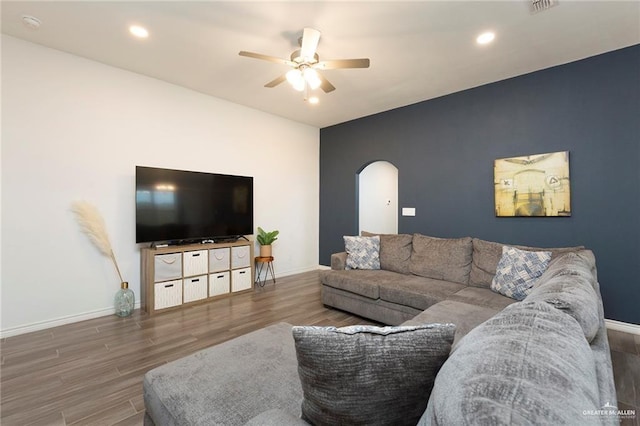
[530,0,558,14]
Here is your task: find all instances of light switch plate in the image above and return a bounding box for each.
[402,207,416,216]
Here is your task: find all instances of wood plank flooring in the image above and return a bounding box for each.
[1,270,638,425]
[0,271,376,426]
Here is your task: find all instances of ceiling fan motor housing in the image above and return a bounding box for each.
[291,50,319,66]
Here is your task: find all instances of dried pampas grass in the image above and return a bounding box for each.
[71,201,124,284]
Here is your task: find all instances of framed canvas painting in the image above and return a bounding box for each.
[494,151,570,217]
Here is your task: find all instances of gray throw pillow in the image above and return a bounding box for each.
[343,235,380,270]
[292,323,456,426]
[491,246,551,300]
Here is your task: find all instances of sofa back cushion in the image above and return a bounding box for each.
[292,324,455,426]
[362,232,413,274]
[423,301,600,425]
[409,234,473,285]
[526,251,601,342]
[469,238,585,288]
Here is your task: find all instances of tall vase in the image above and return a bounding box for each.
[115,281,135,317]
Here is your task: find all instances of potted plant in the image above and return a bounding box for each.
[256,227,279,257]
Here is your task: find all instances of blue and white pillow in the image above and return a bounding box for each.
[491,246,552,300]
[344,235,380,270]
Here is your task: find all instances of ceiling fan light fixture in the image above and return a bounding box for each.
[303,68,322,90]
[286,69,305,91]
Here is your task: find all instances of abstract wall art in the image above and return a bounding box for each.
[494,151,570,217]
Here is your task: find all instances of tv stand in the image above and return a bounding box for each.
[141,240,254,316]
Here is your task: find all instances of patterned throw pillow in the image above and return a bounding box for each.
[292,324,455,426]
[491,246,552,300]
[344,235,380,270]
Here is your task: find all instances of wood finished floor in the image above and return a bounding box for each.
[1,270,638,425]
[0,271,377,426]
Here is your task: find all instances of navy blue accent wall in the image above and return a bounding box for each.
[320,45,640,324]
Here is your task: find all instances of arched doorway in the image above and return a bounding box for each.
[357,161,398,234]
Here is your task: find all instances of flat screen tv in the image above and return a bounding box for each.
[136,166,253,244]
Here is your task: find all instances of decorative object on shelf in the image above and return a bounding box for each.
[256,227,279,257]
[71,201,133,317]
[115,281,135,317]
[494,151,571,217]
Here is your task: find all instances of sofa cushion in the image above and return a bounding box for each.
[536,250,597,286]
[469,238,585,288]
[526,252,600,342]
[378,276,465,311]
[143,323,302,426]
[491,246,551,300]
[402,300,501,346]
[409,234,473,284]
[292,324,455,426]
[448,286,515,311]
[362,231,413,274]
[321,269,403,299]
[423,301,600,425]
[344,235,380,270]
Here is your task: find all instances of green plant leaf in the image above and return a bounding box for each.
[256,227,279,245]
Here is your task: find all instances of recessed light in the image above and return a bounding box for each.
[21,15,41,30]
[476,31,495,45]
[129,25,149,39]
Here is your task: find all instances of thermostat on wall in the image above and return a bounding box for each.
[402,207,416,216]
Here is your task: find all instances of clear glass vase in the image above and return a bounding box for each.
[115,281,135,317]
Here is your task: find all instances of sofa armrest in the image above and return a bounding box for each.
[331,252,348,270]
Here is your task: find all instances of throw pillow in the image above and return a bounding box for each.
[292,323,456,426]
[343,235,380,270]
[491,246,551,300]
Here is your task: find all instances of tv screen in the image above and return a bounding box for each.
[136,166,253,244]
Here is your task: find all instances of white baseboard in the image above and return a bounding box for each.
[605,319,640,335]
[3,266,323,338]
[0,302,142,338]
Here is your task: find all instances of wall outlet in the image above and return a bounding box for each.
[402,207,416,216]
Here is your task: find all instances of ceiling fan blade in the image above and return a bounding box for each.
[239,51,295,66]
[264,74,287,88]
[318,73,336,93]
[300,28,321,61]
[314,58,370,70]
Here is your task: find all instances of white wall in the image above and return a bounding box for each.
[0,36,319,336]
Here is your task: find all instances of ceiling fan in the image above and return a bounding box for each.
[239,28,370,102]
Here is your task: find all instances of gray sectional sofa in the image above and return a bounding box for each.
[143,234,618,425]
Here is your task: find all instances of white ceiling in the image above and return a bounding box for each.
[2,1,639,128]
